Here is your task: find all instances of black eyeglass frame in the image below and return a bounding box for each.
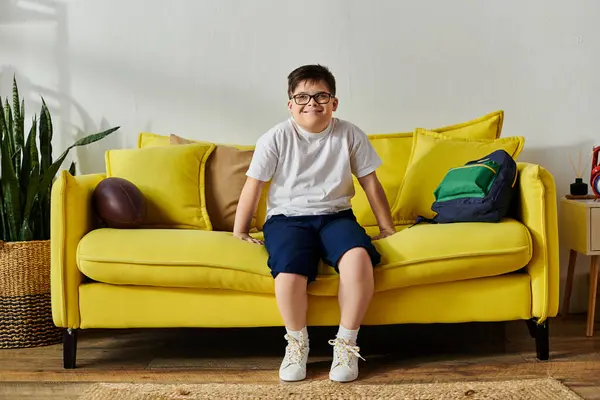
[289,92,335,105]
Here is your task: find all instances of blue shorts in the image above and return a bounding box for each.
[262,209,381,284]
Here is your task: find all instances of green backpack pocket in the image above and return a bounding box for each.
[433,159,500,202]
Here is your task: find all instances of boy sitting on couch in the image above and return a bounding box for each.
[233,64,395,382]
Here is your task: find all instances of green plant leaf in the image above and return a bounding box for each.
[68,161,76,176]
[20,170,38,241]
[0,178,5,241]
[4,98,15,161]
[38,99,53,239]
[12,77,24,174]
[20,117,38,203]
[1,119,21,241]
[0,97,7,146]
[39,98,53,173]
[12,77,23,143]
[0,102,8,240]
[20,167,40,241]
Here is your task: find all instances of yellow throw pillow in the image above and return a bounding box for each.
[391,128,524,224]
[432,110,504,139]
[105,142,215,230]
[138,131,255,150]
[137,132,172,148]
[351,133,414,227]
[352,110,505,227]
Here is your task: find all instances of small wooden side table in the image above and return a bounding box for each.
[560,197,600,336]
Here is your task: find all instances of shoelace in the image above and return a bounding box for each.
[283,334,307,366]
[328,337,366,368]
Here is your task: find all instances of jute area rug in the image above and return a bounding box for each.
[79,377,582,399]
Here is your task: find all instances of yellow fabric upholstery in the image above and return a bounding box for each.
[51,171,105,329]
[76,218,531,296]
[137,131,171,148]
[392,129,525,224]
[105,143,215,230]
[350,133,414,227]
[432,110,504,139]
[516,163,560,322]
[77,273,531,328]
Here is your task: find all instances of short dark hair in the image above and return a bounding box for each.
[287,64,336,98]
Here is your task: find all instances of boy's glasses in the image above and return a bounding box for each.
[291,92,334,105]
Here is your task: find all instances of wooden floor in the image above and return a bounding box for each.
[0,315,599,399]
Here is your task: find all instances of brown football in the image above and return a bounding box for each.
[92,177,145,229]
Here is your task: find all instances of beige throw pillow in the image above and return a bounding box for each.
[170,134,256,232]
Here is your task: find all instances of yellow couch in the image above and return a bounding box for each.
[50,111,559,369]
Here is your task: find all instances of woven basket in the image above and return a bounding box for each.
[0,240,62,348]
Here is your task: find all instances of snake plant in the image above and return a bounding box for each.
[0,76,119,242]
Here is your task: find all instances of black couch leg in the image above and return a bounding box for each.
[63,328,78,369]
[526,318,549,361]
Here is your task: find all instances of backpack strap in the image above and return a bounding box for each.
[409,215,438,228]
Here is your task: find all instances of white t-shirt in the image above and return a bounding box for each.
[246,117,382,219]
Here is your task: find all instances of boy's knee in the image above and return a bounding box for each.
[275,272,309,283]
[338,246,371,265]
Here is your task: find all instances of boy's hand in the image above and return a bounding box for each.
[372,228,395,241]
[233,232,264,245]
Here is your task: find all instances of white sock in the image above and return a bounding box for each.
[286,326,308,344]
[337,325,359,345]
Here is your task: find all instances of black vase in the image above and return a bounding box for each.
[570,178,588,195]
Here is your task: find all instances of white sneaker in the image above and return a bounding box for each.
[279,333,309,381]
[328,337,365,382]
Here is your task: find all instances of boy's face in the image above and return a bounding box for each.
[288,80,338,133]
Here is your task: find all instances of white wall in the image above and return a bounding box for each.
[2,0,600,313]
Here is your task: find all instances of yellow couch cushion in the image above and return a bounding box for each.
[77,218,531,296]
[137,131,171,148]
[78,273,532,328]
[105,143,215,230]
[391,129,525,224]
[433,109,504,140]
[351,110,505,227]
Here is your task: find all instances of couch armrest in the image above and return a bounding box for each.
[51,171,105,328]
[515,162,560,323]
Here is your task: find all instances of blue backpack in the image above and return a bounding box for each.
[413,149,518,225]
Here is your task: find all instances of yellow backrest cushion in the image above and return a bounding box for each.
[105,142,215,230]
[137,132,172,148]
[433,109,504,139]
[350,133,414,226]
[352,110,504,227]
[391,128,524,224]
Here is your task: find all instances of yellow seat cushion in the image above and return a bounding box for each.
[391,129,525,224]
[77,218,531,296]
[351,110,505,227]
[105,143,215,229]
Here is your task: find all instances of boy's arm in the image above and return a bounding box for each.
[358,171,396,240]
[233,177,266,244]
